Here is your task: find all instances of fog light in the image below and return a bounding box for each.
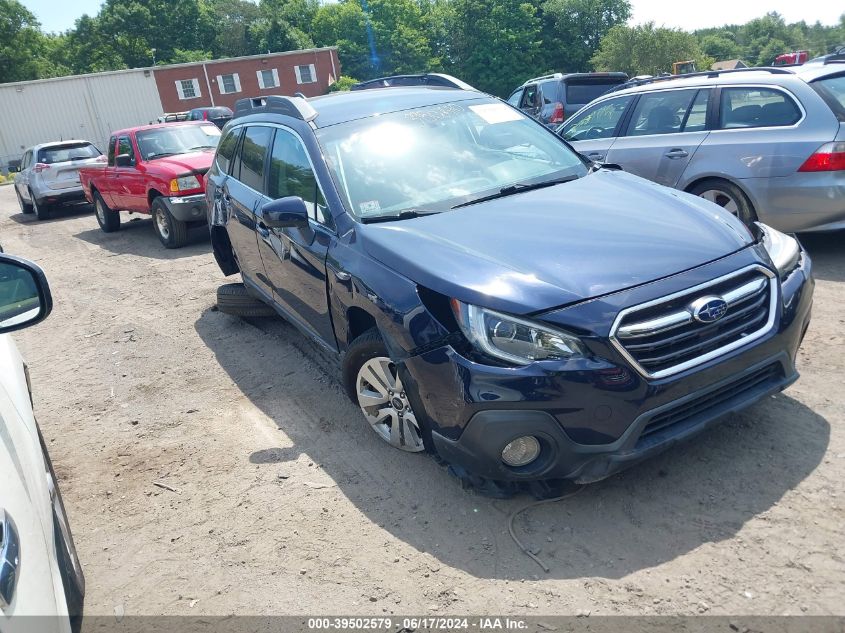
[501,436,541,467]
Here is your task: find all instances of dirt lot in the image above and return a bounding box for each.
[1,184,843,617]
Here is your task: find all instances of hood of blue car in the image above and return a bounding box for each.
[361,170,754,315]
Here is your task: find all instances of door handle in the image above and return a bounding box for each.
[0,509,20,609]
[587,152,605,160]
[334,270,351,282]
[665,149,689,159]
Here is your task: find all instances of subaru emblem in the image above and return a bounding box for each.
[690,296,729,324]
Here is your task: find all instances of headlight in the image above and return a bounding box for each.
[758,223,800,279]
[170,175,201,192]
[450,299,586,365]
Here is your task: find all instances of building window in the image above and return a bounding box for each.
[217,73,241,95]
[175,78,201,100]
[294,64,317,85]
[257,68,280,90]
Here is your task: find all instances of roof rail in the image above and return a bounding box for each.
[233,95,317,122]
[524,73,564,84]
[604,66,795,94]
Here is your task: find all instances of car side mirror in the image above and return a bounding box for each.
[115,154,133,168]
[261,196,310,229]
[0,254,52,334]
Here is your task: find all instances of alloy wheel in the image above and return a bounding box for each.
[355,357,425,452]
[155,208,170,240]
[697,189,739,215]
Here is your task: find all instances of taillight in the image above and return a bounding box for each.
[798,142,845,172]
[33,163,50,173]
[203,111,208,120]
[550,102,564,124]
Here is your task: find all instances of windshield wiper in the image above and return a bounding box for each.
[451,175,579,209]
[360,209,441,224]
[187,145,216,151]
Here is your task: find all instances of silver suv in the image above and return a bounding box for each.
[559,64,845,232]
[13,140,104,220]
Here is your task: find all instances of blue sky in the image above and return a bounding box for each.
[20,0,844,34]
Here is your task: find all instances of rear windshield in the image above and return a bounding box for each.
[565,78,627,105]
[37,142,101,164]
[811,73,845,121]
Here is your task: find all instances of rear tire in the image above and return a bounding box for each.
[216,283,276,317]
[689,179,757,226]
[93,191,120,233]
[16,187,34,214]
[152,197,188,248]
[31,190,50,220]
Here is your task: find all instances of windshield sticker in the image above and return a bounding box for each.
[469,103,523,124]
[359,200,381,215]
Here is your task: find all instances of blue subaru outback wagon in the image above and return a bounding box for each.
[206,87,813,489]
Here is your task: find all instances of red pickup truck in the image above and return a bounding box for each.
[79,122,221,248]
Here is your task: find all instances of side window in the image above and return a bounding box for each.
[539,80,559,105]
[21,151,30,168]
[107,136,117,166]
[507,90,522,107]
[117,136,135,165]
[519,85,538,109]
[719,87,801,129]
[682,89,711,132]
[561,95,633,141]
[626,89,697,136]
[216,128,240,174]
[268,129,331,226]
[237,126,273,192]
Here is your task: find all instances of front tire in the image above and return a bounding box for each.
[216,282,276,317]
[343,328,428,453]
[93,191,120,233]
[31,190,50,220]
[689,179,757,226]
[151,198,188,248]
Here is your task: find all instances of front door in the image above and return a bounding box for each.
[256,127,336,349]
[561,94,634,163]
[111,135,145,210]
[605,88,711,187]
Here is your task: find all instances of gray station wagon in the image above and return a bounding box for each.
[559,65,845,232]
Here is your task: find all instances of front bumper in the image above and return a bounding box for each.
[405,248,813,483]
[164,194,208,223]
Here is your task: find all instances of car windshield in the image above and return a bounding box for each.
[136,124,221,160]
[37,142,101,164]
[315,98,587,220]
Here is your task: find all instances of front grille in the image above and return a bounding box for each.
[611,266,776,378]
[639,363,782,441]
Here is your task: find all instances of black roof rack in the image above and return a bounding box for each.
[350,73,474,91]
[233,95,317,122]
[604,66,795,94]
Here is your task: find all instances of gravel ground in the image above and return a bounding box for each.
[1,184,843,618]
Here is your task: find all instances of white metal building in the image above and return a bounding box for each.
[0,68,164,172]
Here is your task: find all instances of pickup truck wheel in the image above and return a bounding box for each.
[16,187,34,214]
[152,198,188,248]
[31,190,50,220]
[216,283,276,317]
[343,328,430,453]
[93,191,120,233]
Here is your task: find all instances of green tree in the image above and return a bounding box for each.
[450,0,542,96]
[0,0,48,82]
[201,0,261,58]
[699,32,741,62]
[540,0,631,72]
[312,0,371,80]
[592,22,708,76]
[252,0,316,53]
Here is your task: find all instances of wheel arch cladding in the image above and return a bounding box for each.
[148,188,165,206]
[210,225,239,276]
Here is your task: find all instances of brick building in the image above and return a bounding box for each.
[153,47,341,112]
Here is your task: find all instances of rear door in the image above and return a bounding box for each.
[605,88,711,187]
[518,84,541,119]
[256,127,336,347]
[560,94,635,163]
[36,142,102,192]
[224,125,274,297]
[15,150,32,200]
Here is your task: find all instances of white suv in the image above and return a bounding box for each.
[13,141,104,221]
[0,247,84,630]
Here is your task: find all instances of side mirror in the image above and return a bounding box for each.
[260,196,309,229]
[0,254,52,334]
[115,154,133,168]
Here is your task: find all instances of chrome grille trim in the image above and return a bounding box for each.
[609,265,778,379]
